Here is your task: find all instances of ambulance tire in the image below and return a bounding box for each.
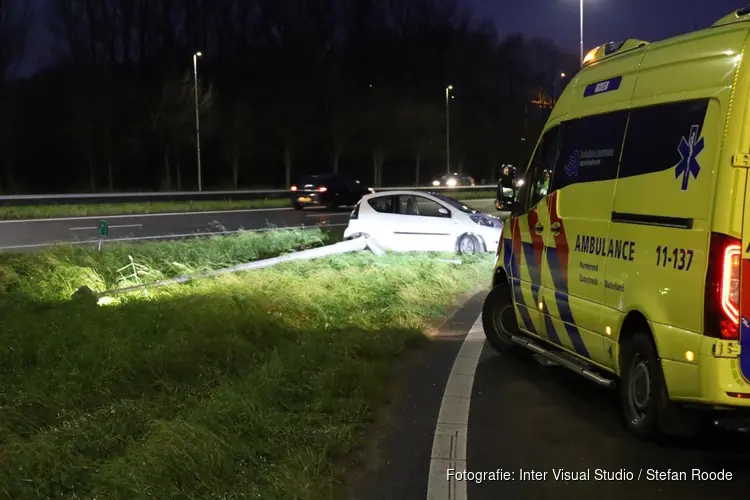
[619,332,703,440]
[620,333,665,439]
[482,283,529,358]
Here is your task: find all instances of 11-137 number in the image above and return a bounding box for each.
[655,245,694,271]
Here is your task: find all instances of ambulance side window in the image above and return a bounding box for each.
[550,110,628,193]
[528,127,561,208]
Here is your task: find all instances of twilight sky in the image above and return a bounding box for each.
[465,0,747,56]
[15,0,750,78]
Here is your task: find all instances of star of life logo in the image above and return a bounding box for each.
[675,124,704,191]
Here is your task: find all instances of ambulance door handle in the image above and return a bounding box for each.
[534,222,544,234]
[550,222,561,235]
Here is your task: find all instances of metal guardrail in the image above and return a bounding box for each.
[0,184,497,206]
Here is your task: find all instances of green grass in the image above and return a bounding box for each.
[0,227,327,301]
[0,190,497,220]
[0,229,492,499]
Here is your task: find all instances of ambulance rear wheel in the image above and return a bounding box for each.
[619,332,702,440]
[482,284,527,357]
[619,333,665,440]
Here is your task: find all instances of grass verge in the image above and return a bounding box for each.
[0,236,492,499]
[0,227,327,301]
[0,190,497,220]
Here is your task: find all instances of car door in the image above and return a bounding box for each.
[363,194,400,249]
[507,127,560,340]
[394,194,454,252]
[542,111,628,367]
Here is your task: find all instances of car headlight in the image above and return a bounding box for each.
[446,178,457,187]
[432,180,440,186]
[470,214,499,227]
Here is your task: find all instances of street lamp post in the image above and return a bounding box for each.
[193,51,203,192]
[445,85,453,174]
[579,0,584,64]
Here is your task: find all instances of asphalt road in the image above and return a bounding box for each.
[0,199,498,250]
[467,345,750,499]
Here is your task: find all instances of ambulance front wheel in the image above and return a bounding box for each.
[619,332,702,440]
[482,283,528,357]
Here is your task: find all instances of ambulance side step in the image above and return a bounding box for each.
[510,335,615,389]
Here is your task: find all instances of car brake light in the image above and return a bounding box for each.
[318,186,328,192]
[290,185,298,191]
[705,233,741,340]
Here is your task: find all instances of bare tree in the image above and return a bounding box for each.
[152,72,214,190]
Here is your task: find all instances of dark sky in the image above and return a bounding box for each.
[466,0,747,56]
[14,0,750,78]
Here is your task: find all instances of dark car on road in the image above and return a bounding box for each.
[290,174,373,210]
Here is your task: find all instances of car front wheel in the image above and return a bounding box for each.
[458,234,481,254]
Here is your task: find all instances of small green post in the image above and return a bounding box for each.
[98,220,108,255]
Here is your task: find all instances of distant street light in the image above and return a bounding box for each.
[445,85,453,174]
[193,51,203,192]
[561,72,566,78]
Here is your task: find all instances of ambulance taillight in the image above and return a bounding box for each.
[704,233,741,340]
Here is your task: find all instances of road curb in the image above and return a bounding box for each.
[345,289,486,500]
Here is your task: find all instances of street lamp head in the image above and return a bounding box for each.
[447,85,453,90]
[195,51,203,57]
[561,72,566,78]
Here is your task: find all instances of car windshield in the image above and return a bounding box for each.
[431,193,478,214]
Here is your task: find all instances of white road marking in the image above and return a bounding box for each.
[305,213,349,218]
[427,314,484,500]
[0,223,349,250]
[69,224,143,231]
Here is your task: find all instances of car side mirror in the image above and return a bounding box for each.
[438,207,450,217]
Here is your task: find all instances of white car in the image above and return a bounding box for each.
[343,190,504,254]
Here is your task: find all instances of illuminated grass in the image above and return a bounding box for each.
[0,247,492,499]
[0,227,327,300]
[0,191,496,220]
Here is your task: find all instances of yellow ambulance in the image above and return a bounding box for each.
[483,7,750,439]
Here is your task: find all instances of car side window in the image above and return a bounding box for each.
[397,195,449,217]
[527,127,561,209]
[368,195,394,213]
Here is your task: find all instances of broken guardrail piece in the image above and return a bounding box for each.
[75,235,381,300]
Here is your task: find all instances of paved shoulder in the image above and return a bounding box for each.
[468,346,750,499]
[346,290,486,500]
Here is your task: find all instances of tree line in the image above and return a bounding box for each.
[0,0,577,194]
